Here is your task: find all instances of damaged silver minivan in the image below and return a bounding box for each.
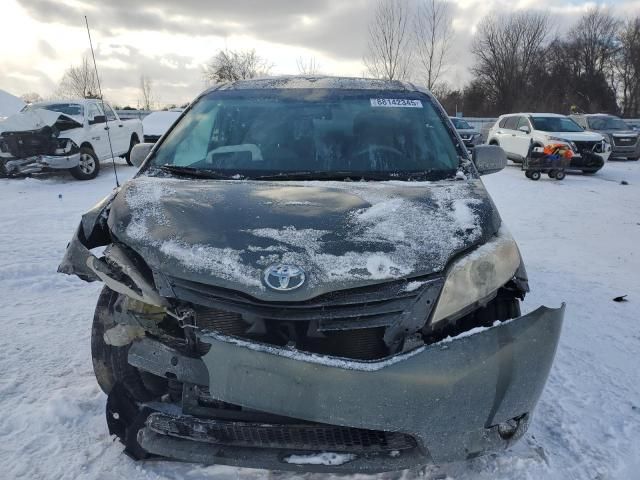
[59,76,564,474]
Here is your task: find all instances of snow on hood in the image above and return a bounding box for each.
[142,111,182,136]
[0,89,25,119]
[0,108,78,133]
[107,175,500,301]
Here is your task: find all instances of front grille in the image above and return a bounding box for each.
[193,305,389,359]
[147,412,417,453]
[574,141,602,153]
[166,276,426,332]
[613,136,638,147]
[0,128,57,158]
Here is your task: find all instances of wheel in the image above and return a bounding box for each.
[70,147,100,180]
[554,170,566,180]
[548,170,557,179]
[92,286,166,401]
[124,135,140,166]
[530,171,541,181]
[525,171,532,178]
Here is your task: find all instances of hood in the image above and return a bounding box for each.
[0,108,81,134]
[600,130,639,137]
[108,175,500,301]
[542,130,604,142]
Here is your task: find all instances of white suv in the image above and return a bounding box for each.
[487,113,611,173]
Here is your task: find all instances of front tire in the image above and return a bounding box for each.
[70,147,100,180]
[92,286,166,401]
[530,171,541,181]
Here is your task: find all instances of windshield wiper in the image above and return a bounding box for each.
[158,165,235,179]
[254,171,408,181]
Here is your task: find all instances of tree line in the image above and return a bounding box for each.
[363,1,640,118]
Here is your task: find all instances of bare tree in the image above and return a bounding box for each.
[567,8,620,79]
[139,75,154,110]
[471,12,550,112]
[57,56,100,99]
[363,0,412,81]
[296,56,321,75]
[413,0,453,91]
[616,17,640,116]
[204,49,273,83]
[20,92,43,104]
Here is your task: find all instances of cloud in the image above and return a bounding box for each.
[3,0,640,105]
[16,0,370,60]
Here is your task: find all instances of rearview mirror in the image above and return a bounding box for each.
[129,143,154,168]
[518,125,530,134]
[89,115,106,125]
[472,145,507,175]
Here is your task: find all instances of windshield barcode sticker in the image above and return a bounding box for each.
[370,98,423,108]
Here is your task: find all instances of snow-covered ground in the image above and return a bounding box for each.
[1,160,639,480]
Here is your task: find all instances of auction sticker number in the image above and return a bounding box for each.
[370,98,423,108]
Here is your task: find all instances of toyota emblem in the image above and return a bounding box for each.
[263,264,306,291]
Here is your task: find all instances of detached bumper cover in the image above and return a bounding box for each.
[1,152,81,175]
[132,304,564,472]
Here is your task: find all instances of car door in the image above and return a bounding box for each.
[86,102,108,159]
[103,104,129,155]
[498,116,519,156]
[512,116,533,159]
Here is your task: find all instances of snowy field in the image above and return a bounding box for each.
[1,160,639,480]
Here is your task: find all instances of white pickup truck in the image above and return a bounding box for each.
[0,99,143,180]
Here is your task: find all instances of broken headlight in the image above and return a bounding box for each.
[54,139,78,155]
[430,228,521,325]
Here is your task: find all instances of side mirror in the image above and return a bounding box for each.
[518,125,530,134]
[472,145,507,175]
[129,143,154,167]
[89,115,106,125]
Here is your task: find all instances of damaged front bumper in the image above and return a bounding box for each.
[0,152,81,176]
[129,303,564,473]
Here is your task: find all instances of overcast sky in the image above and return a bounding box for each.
[1,0,638,107]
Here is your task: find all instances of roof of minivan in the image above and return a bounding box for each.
[204,76,422,94]
[500,113,566,118]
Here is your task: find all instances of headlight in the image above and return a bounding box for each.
[430,227,521,325]
[54,139,78,155]
[546,136,577,151]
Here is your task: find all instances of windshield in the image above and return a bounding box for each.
[531,116,583,133]
[450,118,472,130]
[587,116,629,130]
[150,89,461,180]
[26,103,84,117]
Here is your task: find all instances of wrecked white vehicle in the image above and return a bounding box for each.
[59,76,564,473]
[0,100,142,180]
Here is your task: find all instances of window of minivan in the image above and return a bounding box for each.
[150,89,461,180]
